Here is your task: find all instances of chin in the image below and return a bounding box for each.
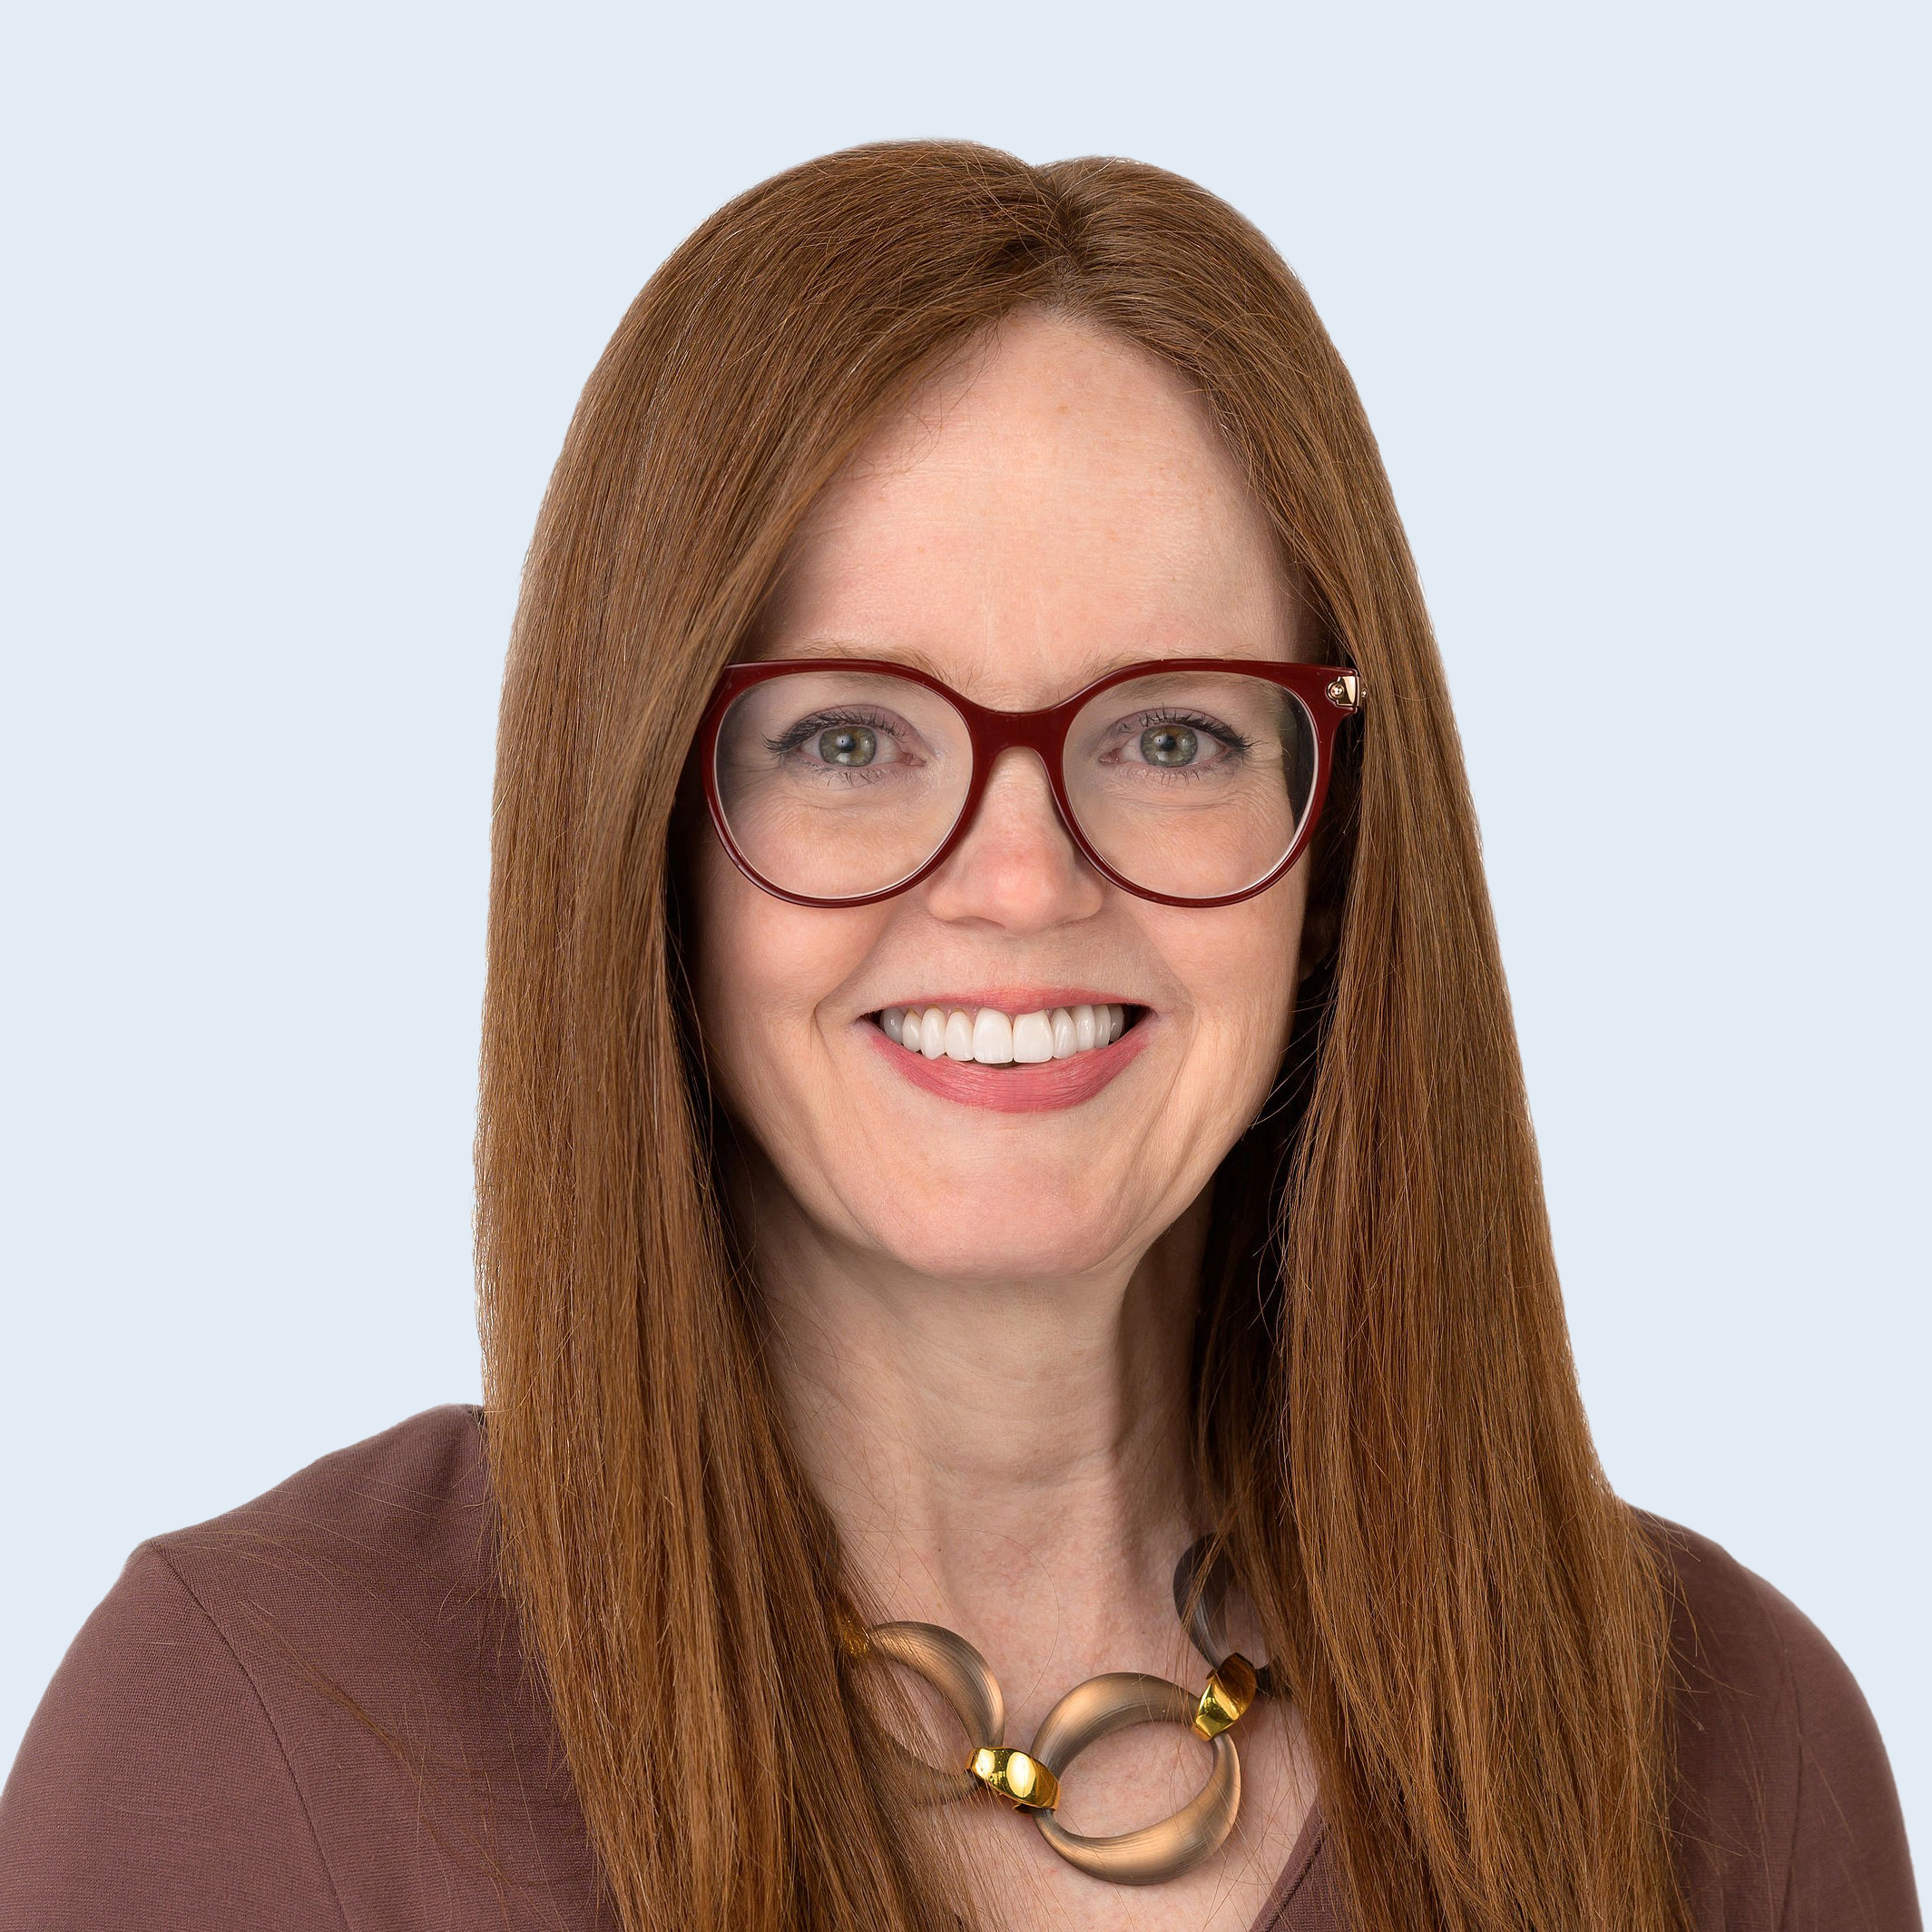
[859,1200,1133,1284]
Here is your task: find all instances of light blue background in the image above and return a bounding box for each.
[5,0,1926,1862]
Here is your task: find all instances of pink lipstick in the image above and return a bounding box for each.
[859,1000,1152,1113]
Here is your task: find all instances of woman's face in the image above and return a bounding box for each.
[687,310,1312,1282]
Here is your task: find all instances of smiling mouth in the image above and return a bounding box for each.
[870,1002,1146,1065]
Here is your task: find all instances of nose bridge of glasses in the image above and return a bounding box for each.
[960,740,1078,846]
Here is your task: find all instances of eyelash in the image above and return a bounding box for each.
[1115,709,1253,770]
[763,706,1252,776]
[764,708,915,777]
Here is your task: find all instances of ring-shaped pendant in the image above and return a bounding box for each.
[860,1621,1005,1805]
[1172,1535,1278,1699]
[1026,1671,1241,1885]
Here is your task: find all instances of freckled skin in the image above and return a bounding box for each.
[686,310,1311,1286]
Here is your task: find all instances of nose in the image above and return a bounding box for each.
[919,747,1106,930]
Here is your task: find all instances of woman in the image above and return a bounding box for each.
[0,140,1917,1932]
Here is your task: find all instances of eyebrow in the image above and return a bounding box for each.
[762,641,953,676]
[754,639,1194,686]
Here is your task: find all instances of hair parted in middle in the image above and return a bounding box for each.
[475,138,1692,1932]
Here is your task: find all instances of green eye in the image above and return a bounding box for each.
[818,724,878,767]
[1141,724,1199,767]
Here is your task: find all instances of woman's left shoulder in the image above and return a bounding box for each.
[1630,1507,1921,1931]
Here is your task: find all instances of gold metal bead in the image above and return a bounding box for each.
[1192,1652,1259,1739]
[968,1745,1060,1810]
[832,1603,869,1660]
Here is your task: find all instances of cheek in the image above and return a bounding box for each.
[688,839,767,1034]
[685,837,879,1124]
[1152,865,1309,1061]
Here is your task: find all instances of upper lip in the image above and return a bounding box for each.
[866,988,1147,1015]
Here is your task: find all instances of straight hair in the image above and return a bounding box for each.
[476,138,1692,1932]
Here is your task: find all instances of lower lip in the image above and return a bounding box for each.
[860,1015,1152,1113]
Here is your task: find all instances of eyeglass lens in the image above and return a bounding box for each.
[711,667,1318,901]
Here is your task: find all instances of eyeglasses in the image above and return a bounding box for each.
[696,656,1363,909]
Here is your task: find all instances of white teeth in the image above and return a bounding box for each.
[878,1002,1138,1065]
[971,1008,1014,1064]
[1012,1011,1054,1063]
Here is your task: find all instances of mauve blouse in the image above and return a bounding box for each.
[0,1403,1918,1929]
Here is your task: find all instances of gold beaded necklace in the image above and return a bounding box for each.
[837,1536,1276,1887]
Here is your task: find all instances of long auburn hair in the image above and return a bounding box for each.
[476,139,1692,1932]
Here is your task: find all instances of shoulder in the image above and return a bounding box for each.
[0,1533,346,1927]
[1633,1508,1921,1932]
[146,1399,493,1623]
[1637,1507,1888,1778]
[0,1404,599,1931]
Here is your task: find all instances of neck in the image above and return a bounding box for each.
[739,1150,1215,1689]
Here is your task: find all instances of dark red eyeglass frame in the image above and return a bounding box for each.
[695,655,1364,910]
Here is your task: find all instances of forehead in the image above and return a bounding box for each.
[745,312,1303,694]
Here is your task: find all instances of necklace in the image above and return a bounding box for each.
[836,1535,1277,1887]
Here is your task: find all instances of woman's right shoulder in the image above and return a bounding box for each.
[127,1398,493,1610]
[0,1403,512,1931]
